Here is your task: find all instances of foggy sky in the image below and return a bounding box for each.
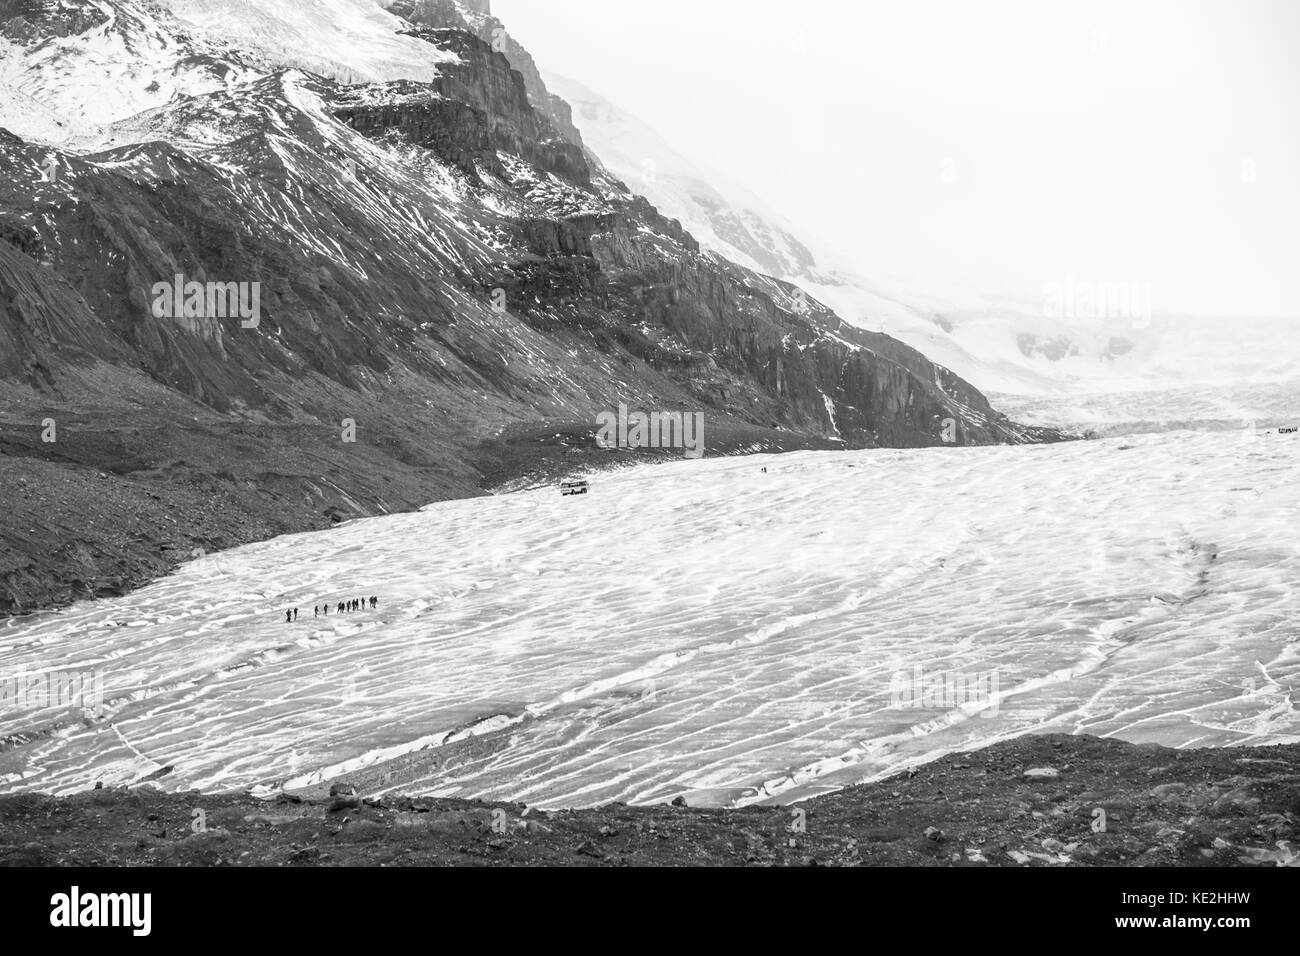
[496,0,1300,318]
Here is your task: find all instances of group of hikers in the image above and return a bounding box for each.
[284,596,379,622]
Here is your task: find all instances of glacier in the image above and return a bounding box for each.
[2,426,1297,808]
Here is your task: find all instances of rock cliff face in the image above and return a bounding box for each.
[0,0,1062,614]
[388,0,586,149]
[335,31,589,186]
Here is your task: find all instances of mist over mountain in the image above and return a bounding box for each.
[542,69,1300,403]
[546,72,818,283]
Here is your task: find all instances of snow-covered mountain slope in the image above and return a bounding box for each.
[0,0,458,148]
[157,0,455,83]
[1,0,259,144]
[3,429,1297,804]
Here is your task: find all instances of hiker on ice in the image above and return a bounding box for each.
[285,610,292,623]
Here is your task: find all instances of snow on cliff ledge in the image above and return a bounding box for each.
[0,0,458,147]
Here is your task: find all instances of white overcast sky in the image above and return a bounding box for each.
[495,0,1300,317]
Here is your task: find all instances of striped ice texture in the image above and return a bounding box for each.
[1,428,1297,807]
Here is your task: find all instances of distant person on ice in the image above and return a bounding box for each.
[285,610,291,623]
[293,608,299,621]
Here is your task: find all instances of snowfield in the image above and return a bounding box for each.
[2,429,1298,807]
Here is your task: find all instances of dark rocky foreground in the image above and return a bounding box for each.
[2,735,1296,867]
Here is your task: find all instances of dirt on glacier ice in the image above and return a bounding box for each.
[2,734,1296,867]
